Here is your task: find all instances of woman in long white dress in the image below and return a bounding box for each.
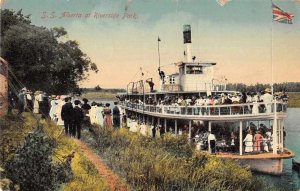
[49,96,57,121]
[96,103,104,127]
[243,130,253,153]
[89,103,97,125]
[56,96,65,127]
[33,91,40,114]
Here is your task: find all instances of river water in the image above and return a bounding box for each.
[254,108,300,190]
[88,99,300,190]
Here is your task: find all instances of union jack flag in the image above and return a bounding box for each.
[216,0,231,6]
[272,3,294,24]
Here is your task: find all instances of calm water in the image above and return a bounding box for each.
[255,108,300,191]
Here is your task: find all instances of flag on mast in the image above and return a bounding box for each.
[272,3,294,24]
[216,0,231,6]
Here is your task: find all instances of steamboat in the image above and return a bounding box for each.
[118,25,294,175]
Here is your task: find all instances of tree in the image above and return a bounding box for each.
[95,85,102,91]
[1,9,98,94]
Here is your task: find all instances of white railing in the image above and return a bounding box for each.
[121,101,288,117]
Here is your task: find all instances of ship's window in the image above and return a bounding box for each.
[186,66,203,74]
[170,76,176,84]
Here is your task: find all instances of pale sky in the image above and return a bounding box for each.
[3,0,300,88]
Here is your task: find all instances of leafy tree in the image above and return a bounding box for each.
[1,9,98,95]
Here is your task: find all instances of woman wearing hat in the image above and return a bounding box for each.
[49,95,57,121]
[243,129,253,153]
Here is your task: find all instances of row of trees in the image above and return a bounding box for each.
[1,9,98,95]
[226,82,300,93]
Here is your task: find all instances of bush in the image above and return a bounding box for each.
[5,127,71,191]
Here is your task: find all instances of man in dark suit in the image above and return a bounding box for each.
[73,100,84,139]
[61,97,74,136]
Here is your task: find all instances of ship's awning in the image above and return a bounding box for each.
[175,61,216,67]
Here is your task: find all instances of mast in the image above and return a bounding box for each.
[158,37,163,91]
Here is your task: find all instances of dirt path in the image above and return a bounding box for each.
[74,139,129,191]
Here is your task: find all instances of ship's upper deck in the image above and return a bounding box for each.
[120,101,288,121]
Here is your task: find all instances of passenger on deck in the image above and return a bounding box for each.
[208,131,216,154]
[261,88,273,113]
[254,130,263,152]
[262,134,269,152]
[243,129,253,153]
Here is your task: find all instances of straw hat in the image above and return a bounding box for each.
[265,88,271,93]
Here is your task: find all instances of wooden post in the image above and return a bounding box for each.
[239,121,243,156]
[280,120,284,152]
[272,119,278,154]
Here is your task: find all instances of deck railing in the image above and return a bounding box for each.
[121,101,288,117]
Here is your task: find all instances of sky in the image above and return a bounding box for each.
[2,0,300,88]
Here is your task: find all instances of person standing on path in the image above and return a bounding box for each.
[61,97,74,136]
[81,98,91,126]
[17,88,26,115]
[113,102,120,128]
[73,100,84,139]
[103,103,112,128]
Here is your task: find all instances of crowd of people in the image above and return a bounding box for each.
[121,88,288,115]
[12,88,121,139]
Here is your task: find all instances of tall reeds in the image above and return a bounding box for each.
[83,126,270,191]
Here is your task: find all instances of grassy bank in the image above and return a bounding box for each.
[80,91,118,100]
[82,126,276,191]
[287,92,300,108]
[0,113,109,191]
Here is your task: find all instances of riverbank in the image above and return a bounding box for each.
[287,92,300,108]
[80,91,118,100]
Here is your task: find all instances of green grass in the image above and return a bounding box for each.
[80,91,118,100]
[287,92,300,108]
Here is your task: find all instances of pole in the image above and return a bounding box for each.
[189,120,192,143]
[158,37,161,70]
[239,121,243,156]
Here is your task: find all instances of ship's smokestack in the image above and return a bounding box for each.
[183,25,192,62]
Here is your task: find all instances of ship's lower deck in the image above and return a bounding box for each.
[120,102,293,175]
